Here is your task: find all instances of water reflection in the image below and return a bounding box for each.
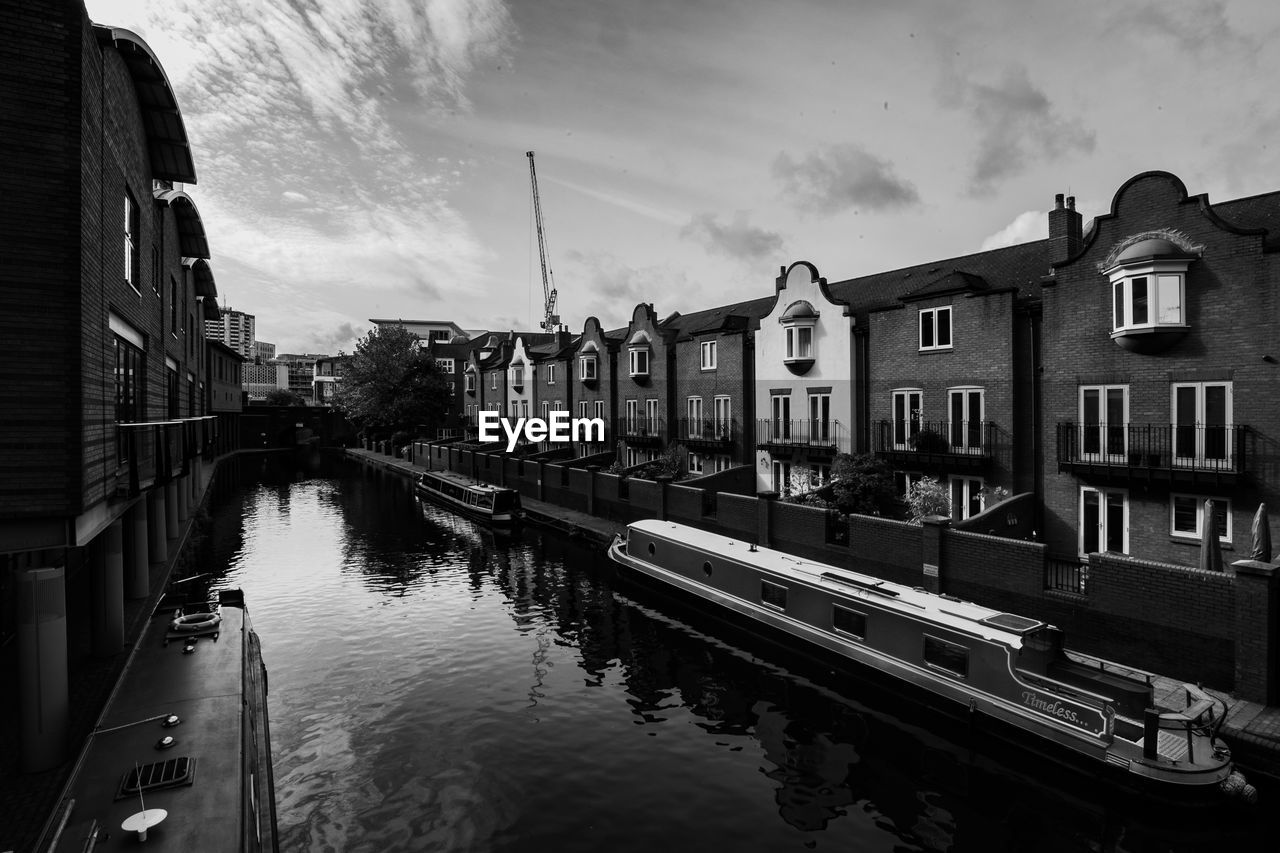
[198,455,1268,852]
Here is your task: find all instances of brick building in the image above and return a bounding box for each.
[616,304,673,467]
[0,4,222,771]
[570,317,622,457]
[1041,171,1280,566]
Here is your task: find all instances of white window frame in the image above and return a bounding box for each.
[124,190,140,293]
[714,396,731,439]
[626,399,639,432]
[491,372,498,390]
[1109,264,1187,334]
[580,354,597,381]
[947,387,984,453]
[919,306,952,351]
[540,401,550,422]
[1170,494,1232,544]
[546,363,556,385]
[688,452,704,475]
[772,460,792,496]
[808,392,831,443]
[645,398,659,432]
[894,470,923,498]
[891,389,923,450]
[464,371,475,393]
[700,340,717,370]
[578,400,589,419]
[629,347,650,377]
[783,323,815,362]
[1080,486,1129,558]
[771,394,791,441]
[594,400,604,420]
[436,358,455,374]
[1171,382,1233,469]
[714,455,731,473]
[1078,385,1128,462]
[950,475,984,521]
[687,396,703,437]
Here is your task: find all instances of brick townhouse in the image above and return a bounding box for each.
[571,317,624,458]
[1042,171,1280,567]
[0,2,221,769]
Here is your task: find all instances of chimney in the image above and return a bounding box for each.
[1048,192,1083,265]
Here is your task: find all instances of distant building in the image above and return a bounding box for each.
[369,318,466,346]
[313,355,349,406]
[243,361,287,400]
[274,353,323,404]
[205,306,256,359]
[253,340,276,362]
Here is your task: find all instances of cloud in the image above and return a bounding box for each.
[311,322,366,354]
[565,250,691,327]
[680,212,784,263]
[772,143,920,214]
[942,65,1095,196]
[1110,0,1259,55]
[979,210,1043,251]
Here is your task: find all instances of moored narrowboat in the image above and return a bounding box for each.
[415,470,521,526]
[609,520,1252,801]
[39,589,277,851]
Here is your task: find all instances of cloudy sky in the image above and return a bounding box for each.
[87,0,1280,354]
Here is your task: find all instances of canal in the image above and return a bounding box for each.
[196,454,1270,852]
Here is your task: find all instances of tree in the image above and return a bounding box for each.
[906,476,951,523]
[829,453,896,516]
[331,325,450,437]
[264,388,306,406]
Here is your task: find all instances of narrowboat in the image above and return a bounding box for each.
[609,520,1252,801]
[39,589,277,851]
[415,470,521,526]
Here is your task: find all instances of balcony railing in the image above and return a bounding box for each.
[678,417,735,446]
[618,416,665,445]
[756,419,849,454]
[874,419,994,459]
[1046,554,1088,595]
[1056,422,1247,483]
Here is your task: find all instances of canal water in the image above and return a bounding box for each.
[196,454,1270,852]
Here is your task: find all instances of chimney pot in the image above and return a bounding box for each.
[1054,193,1064,210]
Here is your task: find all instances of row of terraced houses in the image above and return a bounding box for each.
[408,172,1280,573]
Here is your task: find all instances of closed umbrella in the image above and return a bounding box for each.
[1250,502,1272,562]
[1199,499,1224,573]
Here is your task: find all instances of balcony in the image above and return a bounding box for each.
[874,419,994,469]
[756,419,849,456]
[618,416,665,446]
[1056,422,1247,485]
[678,417,735,449]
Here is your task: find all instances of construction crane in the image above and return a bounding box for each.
[527,150,562,332]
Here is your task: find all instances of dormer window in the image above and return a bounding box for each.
[580,355,597,381]
[779,300,817,375]
[1103,237,1194,354]
[628,329,652,379]
[509,361,525,391]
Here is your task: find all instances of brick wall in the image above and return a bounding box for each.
[672,331,752,464]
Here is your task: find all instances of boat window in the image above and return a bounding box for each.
[478,493,495,510]
[702,561,713,577]
[923,635,968,677]
[832,605,866,639]
[647,542,656,556]
[761,580,787,611]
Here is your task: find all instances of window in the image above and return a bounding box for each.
[578,400,589,419]
[1080,487,1128,557]
[626,399,639,432]
[810,463,832,487]
[540,401,550,423]
[892,389,922,449]
[808,393,830,443]
[522,400,529,419]
[188,375,195,417]
[168,276,178,334]
[714,455,731,473]
[700,340,717,370]
[1172,382,1232,468]
[919,306,952,351]
[948,388,984,452]
[761,580,788,611]
[546,364,555,385]
[833,605,866,639]
[124,191,140,291]
[771,394,791,440]
[1079,385,1127,461]
[594,400,604,420]
[436,358,455,374]
[509,363,525,388]
[687,397,703,436]
[430,329,450,341]
[645,398,659,432]
[491,372,498,390]
[772,460,792,495]
[151,246,161,296]
[114,334,145,461]
[465,372,475,393]
[688,452,704,474]
[785,325,813,360]
[629,347,649,377]
[950,476,983,521]
[581,355,598,380]
[894,471,922,498]
[1112,273,1184,332]
[714,396,731,438]
[1172,495,1232,543]
[626,446,643,467]
[923,635,968,677]
[510,401,520,418]
[167,368,179,418]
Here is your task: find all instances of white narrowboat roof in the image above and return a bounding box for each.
[424,469,511,494]
[628,519,1046,649]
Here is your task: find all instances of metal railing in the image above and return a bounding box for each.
[874,419,994,456]
[618,416,665,441]
[678,417,735,443]
[1056,422,1246,475]
[756,418,849,453]
[1046,555,1088,595]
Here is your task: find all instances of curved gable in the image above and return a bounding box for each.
[157,189,210,258]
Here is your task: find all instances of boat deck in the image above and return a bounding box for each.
[49,604,261,852]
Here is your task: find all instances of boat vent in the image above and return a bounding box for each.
[116,756,197,799]
[980,613,1044,634]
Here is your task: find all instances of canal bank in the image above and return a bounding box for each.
[345,445,1280,789]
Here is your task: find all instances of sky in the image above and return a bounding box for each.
[85,0,1280,355]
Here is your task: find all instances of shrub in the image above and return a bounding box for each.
[906,476,951,522]
[909,428,949,453]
